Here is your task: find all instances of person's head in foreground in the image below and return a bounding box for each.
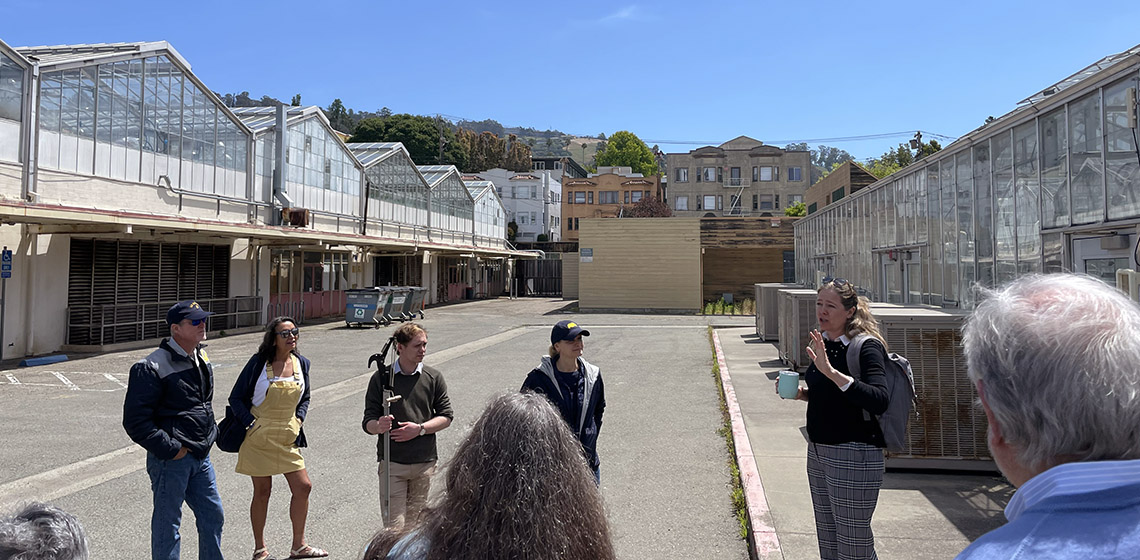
[363,391,615,560]
[0,502,89,560]
[956,273,1140,560]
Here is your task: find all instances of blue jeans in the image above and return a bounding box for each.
[145,452,225,560]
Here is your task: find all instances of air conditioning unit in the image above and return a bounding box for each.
[282,208,310,228]
[777,288,818,370]
[755,283,798,341]
[1116,269,1140,302]
[874,305,995,471]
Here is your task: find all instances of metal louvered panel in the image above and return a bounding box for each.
[66,239,234,346]
[159,244,179,301]
[878,307,990,465]
[67,239,94,345]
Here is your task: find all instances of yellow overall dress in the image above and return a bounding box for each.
[235,355,306,476]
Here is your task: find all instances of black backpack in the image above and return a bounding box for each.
[845,334,917,452]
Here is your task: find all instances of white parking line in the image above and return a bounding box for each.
[103,373,129,389]
[50,372,80,391]
[5,374,18,384]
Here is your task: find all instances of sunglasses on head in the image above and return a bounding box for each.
[277,328,300,338]
[821,276,850,288]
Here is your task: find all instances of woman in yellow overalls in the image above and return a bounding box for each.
[229,317,327,560]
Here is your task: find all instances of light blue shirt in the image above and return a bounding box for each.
[1004,458,1140,522]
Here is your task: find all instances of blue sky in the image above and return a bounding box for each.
[4,0,1140,160]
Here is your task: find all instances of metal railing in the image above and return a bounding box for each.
[725,178,749,187]
[267,299,306,323]
[66,296,263,346]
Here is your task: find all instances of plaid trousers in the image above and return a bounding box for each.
[807,442,885,560]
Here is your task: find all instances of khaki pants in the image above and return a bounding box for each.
[378,460,436,527]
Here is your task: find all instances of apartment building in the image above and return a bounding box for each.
[562,166,663,241]
[666,136,809,217]
[472,167,562,241]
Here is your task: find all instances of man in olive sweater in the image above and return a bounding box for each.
[362,323,453,527]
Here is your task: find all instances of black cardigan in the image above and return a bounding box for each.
[227,352,311,448]
[804,336,890,447]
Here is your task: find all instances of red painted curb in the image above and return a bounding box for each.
[713,329,781,559]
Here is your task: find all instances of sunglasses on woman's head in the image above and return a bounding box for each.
[277,328,300,338]
[821,276,850,289]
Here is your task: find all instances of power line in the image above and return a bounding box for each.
[430,112,958,147]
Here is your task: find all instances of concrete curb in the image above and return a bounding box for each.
[712,329,781,559]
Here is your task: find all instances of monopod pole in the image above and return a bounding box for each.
[368,336,401,525]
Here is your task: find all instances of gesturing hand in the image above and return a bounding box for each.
[805,329,831,374]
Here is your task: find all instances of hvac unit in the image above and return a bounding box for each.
[755,283,798,340]
[282,208,311,228]
[874,305,995,471]
[777,288,818,371]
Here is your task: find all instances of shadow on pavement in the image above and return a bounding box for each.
[882,471,1013,540]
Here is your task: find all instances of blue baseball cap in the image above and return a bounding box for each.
[551,320,590,345]
[166,300,214,325]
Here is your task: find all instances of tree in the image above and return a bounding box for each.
[625,196,672,217]
[503,134,532,172]
[594,131,657,176]
[785,142,854,185]
[864,139,942,179]
[379,107,392,118]
[291,94,302,106]
[324,99,351,133]
[507,221,519,243]
[349,114,467,167]
[785,201,807,217]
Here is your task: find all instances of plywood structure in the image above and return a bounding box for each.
[578,219,702,312]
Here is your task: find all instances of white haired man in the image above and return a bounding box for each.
[956,273,1140,559]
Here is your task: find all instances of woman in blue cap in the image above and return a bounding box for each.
[522,319,606,483]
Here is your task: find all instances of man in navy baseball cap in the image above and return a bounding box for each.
[550,319,590,345]
[166,300,214,326]
[125,299,225,560]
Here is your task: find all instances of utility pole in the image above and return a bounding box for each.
[437,114,445,164]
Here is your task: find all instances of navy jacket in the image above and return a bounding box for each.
[522,356,605,469]
[228,353,311,448]
[123,339,218,460]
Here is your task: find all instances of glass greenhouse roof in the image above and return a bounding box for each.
[347,142,404,167]
[14,41,188,69]
[230,106,313,134]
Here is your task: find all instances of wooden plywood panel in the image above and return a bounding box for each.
[700,217,797,248]
[563,252,579,300]
[578,218,701,311]
[702,248,787,303]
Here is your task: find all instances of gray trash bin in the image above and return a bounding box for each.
[384,287,412,323]
[400,286,427,320]
[345,288,389,327]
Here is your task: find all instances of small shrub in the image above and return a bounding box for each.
[703,302,714,314]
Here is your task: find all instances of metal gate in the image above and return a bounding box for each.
[516,258,562,297]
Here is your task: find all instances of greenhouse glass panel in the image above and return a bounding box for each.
[1039,106,1069,228]
[1068,90,1103,224]
[926,163,941,302]
[956,150,974,307]
[1013,121,1040,273]
[993,131,1016,285]
[974,143,994,289]
[0,52,23,122]
[1105,79,1140,220]
[941,158,957,305]
[1042,232,1063,274]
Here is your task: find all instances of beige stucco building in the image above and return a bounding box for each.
[666,136,809,218]
[804,160,877,215]
[561,166,662,241]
